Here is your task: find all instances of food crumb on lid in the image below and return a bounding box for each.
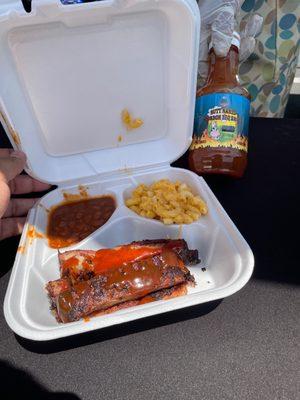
[121,108,143,131]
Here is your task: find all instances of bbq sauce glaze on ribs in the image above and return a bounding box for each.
[46,239,199,323]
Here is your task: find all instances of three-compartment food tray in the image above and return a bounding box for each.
[4,166,254,340]
[1,0,254,340]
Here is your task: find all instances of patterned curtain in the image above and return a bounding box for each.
[239,0,300,117]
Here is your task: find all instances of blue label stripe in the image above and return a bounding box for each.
[194,93,250,139]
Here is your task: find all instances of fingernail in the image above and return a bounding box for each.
[10,150,26,159]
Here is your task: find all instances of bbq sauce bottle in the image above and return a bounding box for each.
[189,32,250,178]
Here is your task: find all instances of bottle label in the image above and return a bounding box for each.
[190,93,250,152]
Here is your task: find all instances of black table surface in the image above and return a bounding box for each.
[0,117,299,400]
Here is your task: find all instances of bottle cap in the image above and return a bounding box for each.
[209,31,240,52]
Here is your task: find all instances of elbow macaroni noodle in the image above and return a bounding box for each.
[125,179,208,225]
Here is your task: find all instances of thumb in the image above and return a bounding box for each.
[239,36,256,62]
[0,150,26,183]
[211,6,235,57]
[239,14,263,62]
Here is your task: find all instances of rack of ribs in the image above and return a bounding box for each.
[46,239,199,323]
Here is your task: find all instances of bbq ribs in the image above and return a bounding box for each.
[46,239,199,323]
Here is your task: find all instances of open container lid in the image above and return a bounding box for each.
[0,0,200,184]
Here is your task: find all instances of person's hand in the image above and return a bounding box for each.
[0,149,51,240]
[198,0,263,83]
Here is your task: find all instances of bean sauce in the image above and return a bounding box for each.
[47,196,116,249]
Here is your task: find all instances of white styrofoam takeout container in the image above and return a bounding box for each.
[1,0,254,340]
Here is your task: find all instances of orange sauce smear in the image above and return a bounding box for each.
[60,245,164,275]
[93,245,163,274]
[0,110,21,146]
[11,131,21,145]
[27,225,44,245]
[17,225,44,253]
[17,245,26,254]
